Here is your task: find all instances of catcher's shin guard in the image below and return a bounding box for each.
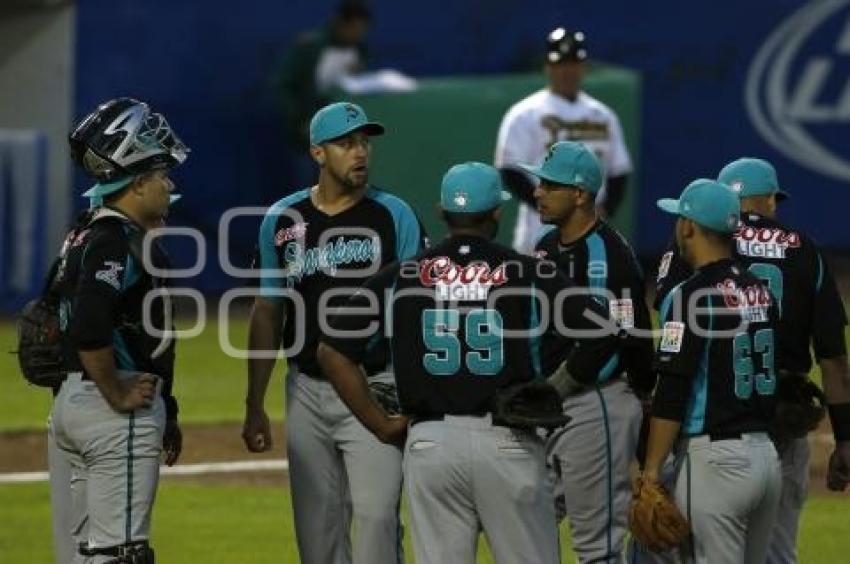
[80,541,155,563]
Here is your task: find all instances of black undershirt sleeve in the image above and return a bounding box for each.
[603,174,629,217]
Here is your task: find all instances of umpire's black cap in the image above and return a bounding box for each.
[546,28,588,64]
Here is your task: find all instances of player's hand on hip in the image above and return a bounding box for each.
[114,373,158,412]
[376,415,410,449]
[242,406,272,453]
[163,419,183,466]
[827,441,850,492]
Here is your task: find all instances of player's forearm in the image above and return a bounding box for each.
[78,347,123,406]
[821,356,850,404]
[643,416,682,479]
[821,356,850,441]
[317,342,388,438]
[624,328,657,397]
[651,373,690,421]
[246,299,283,409]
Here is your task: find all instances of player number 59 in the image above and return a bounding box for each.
[422,308,504,376]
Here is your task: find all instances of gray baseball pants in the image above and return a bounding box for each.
[403,414,560,564]
[50,371,165,564]
[286,368,403,564]
[766,437,810,564]
[546,378,643,563]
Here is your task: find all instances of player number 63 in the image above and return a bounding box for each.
[733,328,776,399]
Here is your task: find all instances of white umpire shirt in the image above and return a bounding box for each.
[494,89,632,254]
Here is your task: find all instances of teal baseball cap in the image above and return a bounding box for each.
[309,102,385,145]
[657,178,740,233]
[717,157,789,200]
[440,162,511,213]
[519,141,603,193]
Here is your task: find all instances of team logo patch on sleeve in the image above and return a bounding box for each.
[657,251,673,281]
[95,261,124,290]
[609,299,634,329]
[659,321,685,353]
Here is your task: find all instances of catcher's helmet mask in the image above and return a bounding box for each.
[70,97,190,183]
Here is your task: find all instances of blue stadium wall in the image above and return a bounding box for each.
[75,0,850,291]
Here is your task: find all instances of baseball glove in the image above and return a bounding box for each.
[491,381,571,430]
[16,296,65,388]
[629,477,690,552]
[773,374,826,444]
[370,381,401,416]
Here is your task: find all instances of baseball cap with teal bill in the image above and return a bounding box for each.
[440,162,511,213]
[519,141,603,193]
[717,157,789,200]
[657,178,740,233]
[82,175,135,200]
[309,102,385,145]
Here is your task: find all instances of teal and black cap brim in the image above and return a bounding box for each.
[518,163,564,186]
[86,190,182,209]
[519,163,592,191]
[82,176,135,198]
[314,122,385,145]
[656,198,680,216]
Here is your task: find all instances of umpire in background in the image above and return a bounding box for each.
[655,158,850,562]
[318,162,623,564]
[49,98,187,563]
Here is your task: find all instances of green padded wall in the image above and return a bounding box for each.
[348,65,641,247]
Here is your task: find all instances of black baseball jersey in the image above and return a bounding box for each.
[258,186,427,377]
[655,212,847,373]
[653,259,779,435]
[56,208,176,401]
[322,234,621,418]
[534,220,655,392]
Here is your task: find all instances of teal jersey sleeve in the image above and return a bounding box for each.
[258,189,310,300]
[370,189,427,260]
[258,207,282,299]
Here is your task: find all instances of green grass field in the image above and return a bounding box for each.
[1,482,847,563]
[0,317,285,431]
[2,317,849,562]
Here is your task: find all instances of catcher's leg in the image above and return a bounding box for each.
[745,437,782,564]
[85,411,163,562]
[50,394,90,564]
[766,437,810,564]
[49,412,80,564]
[286,370,352,564]
[336,373,403,564]
[403,419,479,564]
[475,423,559,564]
[548,381,641,562]
[53,373,165,563]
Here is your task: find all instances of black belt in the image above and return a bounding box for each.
[301,366,384,380]
[706,431,742,441]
